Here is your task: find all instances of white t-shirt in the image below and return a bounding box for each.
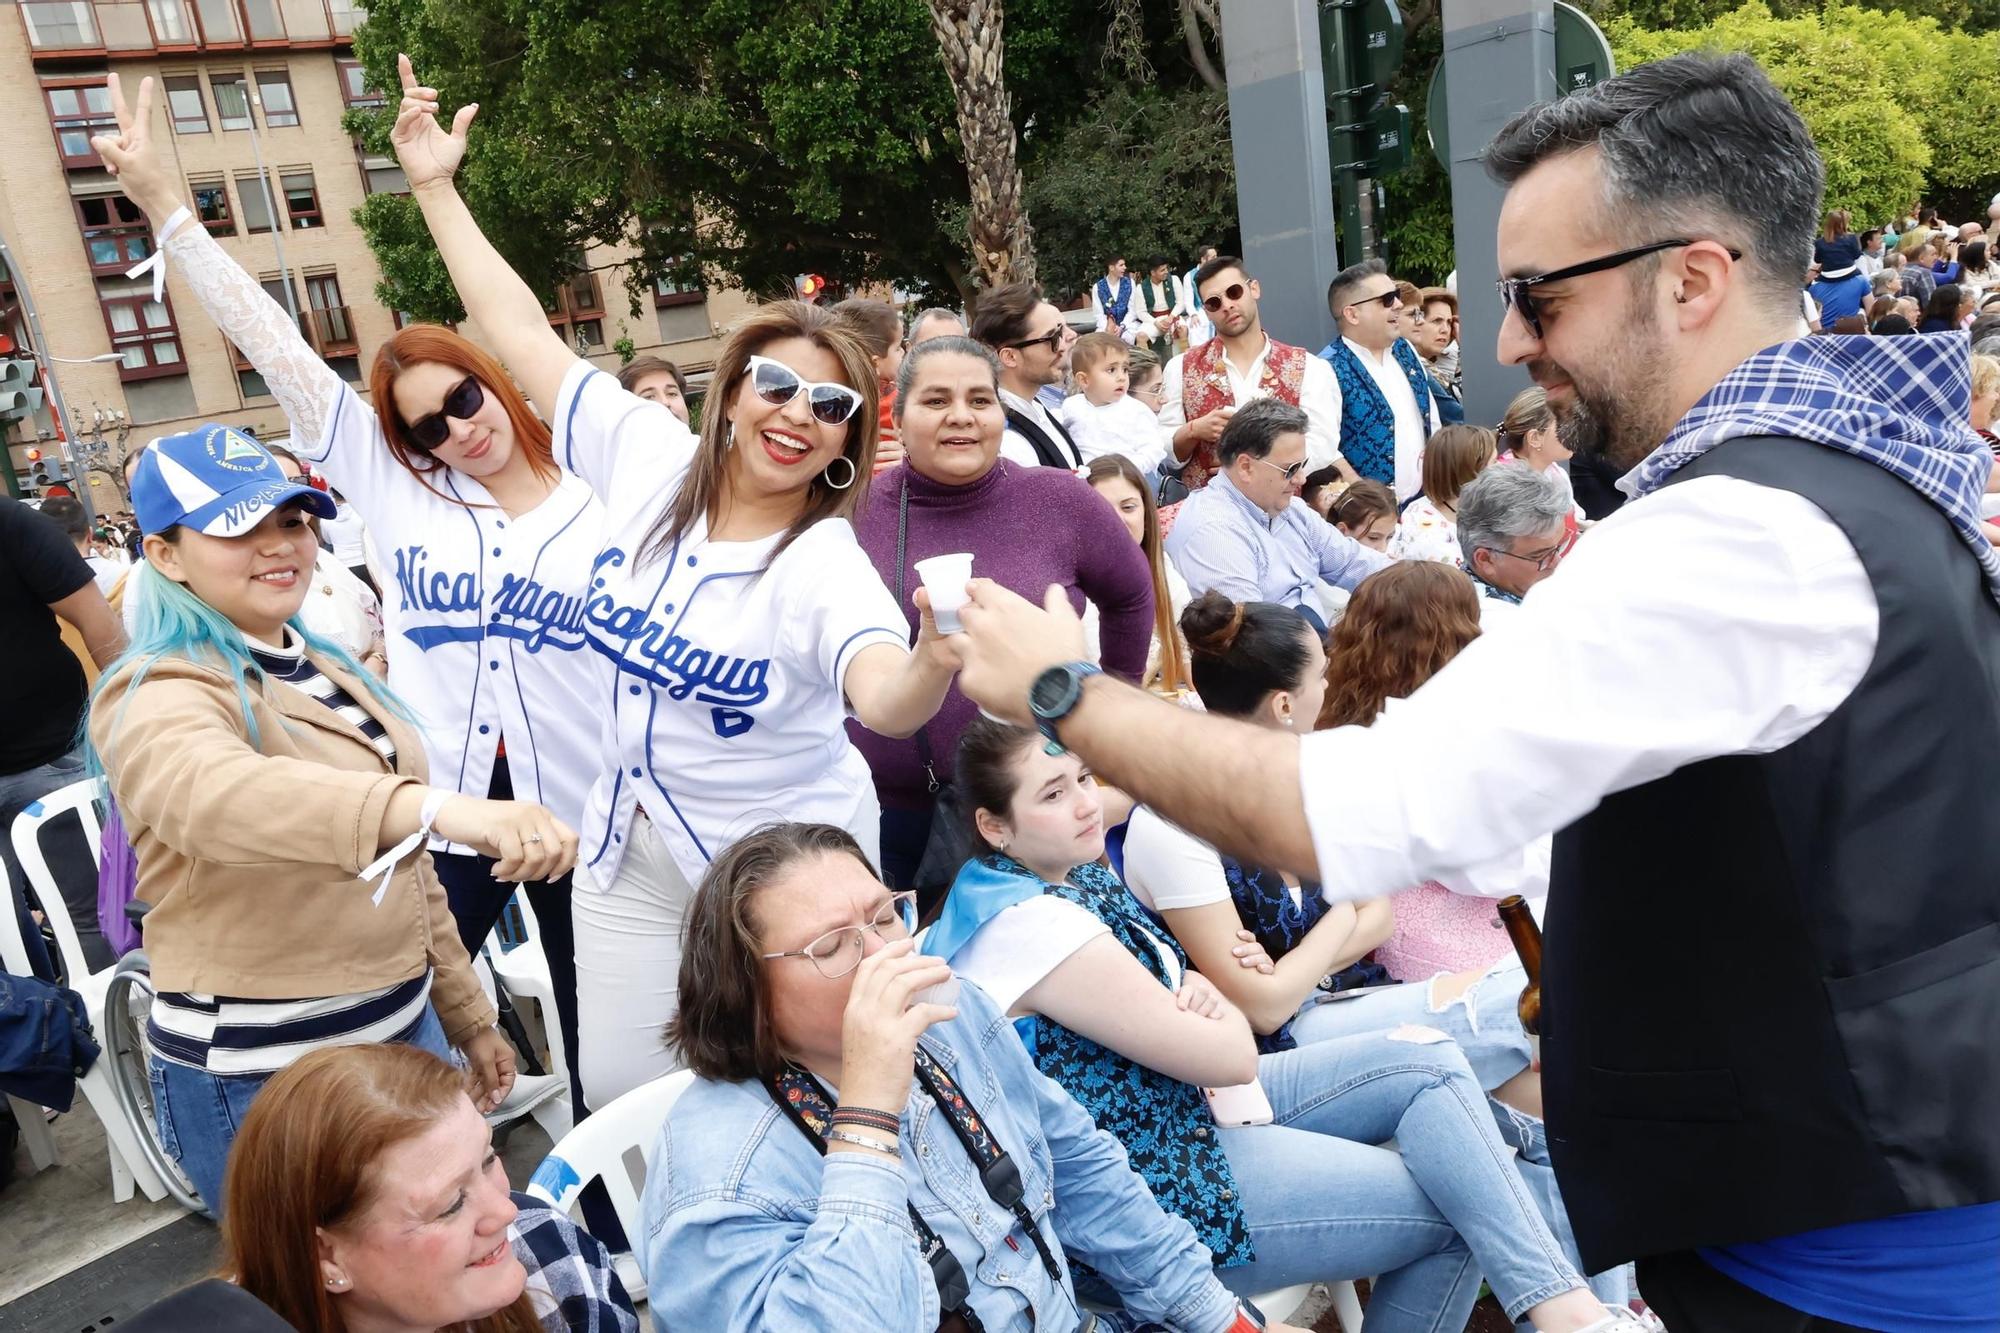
[322,501,369,568]
[552,361,912,887]
[1122,806,1257,913]
[951,896,1110,1013]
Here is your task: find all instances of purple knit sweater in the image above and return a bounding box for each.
[848,459,1155,810]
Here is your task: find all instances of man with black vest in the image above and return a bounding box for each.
[970,282,1084,470]
[945,53,2000,1332]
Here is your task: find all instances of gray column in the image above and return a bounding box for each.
[1441,0,1557,422]
[1223,0,1342,355]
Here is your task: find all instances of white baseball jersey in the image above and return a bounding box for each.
[301,383,613,849]
[552,361,910,888]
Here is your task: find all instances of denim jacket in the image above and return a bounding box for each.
[640,980,1238,1333]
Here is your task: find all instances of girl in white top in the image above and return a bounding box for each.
[1389,423,1496,566]
[97,73,610,1115]
[391,58,959,1107]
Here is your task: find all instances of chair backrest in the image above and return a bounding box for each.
[0,855,34,980]
[10,778,108,985]
[526,1068,694,1282]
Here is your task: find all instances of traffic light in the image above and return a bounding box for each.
[797,274,828,302]
[26,444,69,492]
[0,357,43,425]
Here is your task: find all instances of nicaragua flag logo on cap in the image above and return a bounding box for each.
[207,425,267,472]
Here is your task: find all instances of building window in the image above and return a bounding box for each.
[45,85,116,170]
[654,265,705,308]
[148,0,194,45]
[192,0,241,43]
[236,170,276,233]
[76,196,153,274]
[335,59,380,107]
[163,76,208,134]
[212,76,252,131]
[191,179,235,236]
[255,71,298,127]
[304,273,355,352]
[21,3,99,50]
[325,0,363,36]
[102,295,184,378]
[546,261,607,351]
[283,171,322,229]
[241,0,284,40]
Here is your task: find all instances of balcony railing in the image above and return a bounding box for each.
[20,0,348,57]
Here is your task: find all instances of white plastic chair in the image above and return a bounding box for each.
[477,893,572,1141]
[526,1067,694,1286]
[6,777,168,1204]
[2,857,62,1175]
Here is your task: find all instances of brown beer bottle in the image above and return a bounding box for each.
[1496,895,1543,1035]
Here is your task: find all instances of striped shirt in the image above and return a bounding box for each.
[147,629,424,1076]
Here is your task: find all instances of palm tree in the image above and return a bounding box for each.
[926,0,1036,292]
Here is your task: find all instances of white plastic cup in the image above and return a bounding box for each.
[911,975,962,1010]
[914,552,975,634]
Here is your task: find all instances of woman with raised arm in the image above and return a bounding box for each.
[92,75,605,1115]
[387,57,959,1108]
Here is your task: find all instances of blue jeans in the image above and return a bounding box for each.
[148,1004,452,1214]
[1217,1029,1586,1330]
[1286,961,1629,1314]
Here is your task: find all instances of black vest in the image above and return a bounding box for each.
[1003,405,1083,470]
[1543,436,2000,1272]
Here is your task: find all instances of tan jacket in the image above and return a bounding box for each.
[89,646,496,1048]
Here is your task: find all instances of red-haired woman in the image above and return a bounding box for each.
[94,76,600,1115]
[390,58,959,1108]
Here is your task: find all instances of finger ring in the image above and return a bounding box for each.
[526,833,544,843]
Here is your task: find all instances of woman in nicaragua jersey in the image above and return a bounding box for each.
[391,56,961,1107]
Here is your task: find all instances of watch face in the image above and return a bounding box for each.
[1030,665,1073,718]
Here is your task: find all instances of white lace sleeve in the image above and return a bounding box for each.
[163,222,342,445]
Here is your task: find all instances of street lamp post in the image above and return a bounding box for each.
[0,216,101,525]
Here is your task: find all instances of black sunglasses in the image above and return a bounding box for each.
[1496,239,1742,339]
[1345,289,1402,312]
[1006,325,1068,355]
[405,375,485,451]
[1202,282,1247,313]
[747,354,864,426]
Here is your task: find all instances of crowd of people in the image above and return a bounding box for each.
[2,43,1997,1333]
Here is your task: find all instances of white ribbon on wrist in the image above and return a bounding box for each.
[125,205,192,303]
[359,788,453,906]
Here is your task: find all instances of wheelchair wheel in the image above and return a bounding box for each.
[101,952,209,1215]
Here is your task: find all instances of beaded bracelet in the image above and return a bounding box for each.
[830,1107,901,1134]
[825,1129,900,1158]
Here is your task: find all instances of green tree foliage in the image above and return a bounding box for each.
[1019,86,1240,301]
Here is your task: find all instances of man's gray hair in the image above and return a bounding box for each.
[1871,271,1904,297]
[1483,52,1824,317]
[1217,397,1310,466]
[1457,464,1572,560]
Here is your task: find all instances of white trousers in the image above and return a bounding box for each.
[572,815,697,1109]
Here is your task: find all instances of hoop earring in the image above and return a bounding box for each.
[821,454,857,491]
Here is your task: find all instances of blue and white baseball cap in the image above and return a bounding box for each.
[130,424,335,537]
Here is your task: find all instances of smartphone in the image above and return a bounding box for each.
[1204,1079,1274,1127]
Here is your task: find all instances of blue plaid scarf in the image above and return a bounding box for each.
[1623,333,2000,605]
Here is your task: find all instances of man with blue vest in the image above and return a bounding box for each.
[1090,255,1143,344]
[1318,261,1440,501]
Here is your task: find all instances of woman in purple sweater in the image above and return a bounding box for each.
[850,336,1154,897]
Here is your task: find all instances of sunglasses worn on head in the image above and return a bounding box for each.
[747,354,864,426]
[1006,325,1067,355]
[1202,282,1248,313]
[1496,239,1743,339]
[405,375,485,452]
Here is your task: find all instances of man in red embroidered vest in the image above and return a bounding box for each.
[1157,256,1354,493]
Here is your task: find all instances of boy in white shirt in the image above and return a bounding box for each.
[1060,333,1167,472]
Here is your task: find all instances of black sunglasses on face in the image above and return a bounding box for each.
[405,375,486,451]
[1496,239,1743,340]
[1346,289,1402,312]
[1006,325,1068,355]
[1202,282,1248,313]
[747,354,864,425]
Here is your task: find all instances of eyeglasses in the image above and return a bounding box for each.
[1496,239,1742,340]
[1345,289,1402,313]
[1202,282,1247,313]
[761,892,919,979]
[405,375,485,451]
[747,354,864,426]
[1006,325,1069,355]
[1252,455,1309,483]
[1481,531,1577,573]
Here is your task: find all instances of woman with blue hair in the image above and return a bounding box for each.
[87,426,577,1212]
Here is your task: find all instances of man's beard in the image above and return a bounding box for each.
[1541,307,1671,473]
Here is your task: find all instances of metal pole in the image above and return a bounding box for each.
[241,81,301,330]
[1440,0,1557,422]
[1222,0,1345,355]
[0,220,97,525]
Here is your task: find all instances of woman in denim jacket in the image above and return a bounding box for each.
[640,823,1301,1333]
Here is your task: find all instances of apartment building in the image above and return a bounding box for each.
[1,0,751,503]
